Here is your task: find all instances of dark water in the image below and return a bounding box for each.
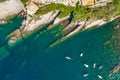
[0,16,120,80]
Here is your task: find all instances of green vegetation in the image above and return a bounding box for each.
[35,1,120,22]
[35,3,76,18]
[35,3,91,21]
[112,0,120,15]
[20,0,28,5]
[0,0,6,2]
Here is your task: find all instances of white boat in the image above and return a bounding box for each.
[93,63,96,68]
[65,56,71,60]
[98,66,103,69]
[84,64,89,68]
[83,74,89,77]
[97,74,102,79]
[80,53,83,57]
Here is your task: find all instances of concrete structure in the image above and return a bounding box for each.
[81,0,95,6]
[26,2,39,15]
[31,0,95,6]
[95,0,112,6]
[31,0,111,6]
[32,0,80,6]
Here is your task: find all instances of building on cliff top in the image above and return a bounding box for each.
[31,0,94,6]
[26,2,39,15]
[81,0,95,6]
[31,0,111,6]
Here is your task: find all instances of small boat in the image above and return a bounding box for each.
[80,53,83,57]
[84,64,89,68]
[93,63,96,68]
[97,74,102,79]
[98,66,103,69]
[83,74,89,77]
[65,56,71,60]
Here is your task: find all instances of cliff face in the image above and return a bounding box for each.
[0,14,119,80]
[0,0,24,20]
[0,1,120,79]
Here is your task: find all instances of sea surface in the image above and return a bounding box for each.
[0,16,120,80]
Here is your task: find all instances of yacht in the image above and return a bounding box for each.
[65,56,71,60]
[83,74,89,77]
[84,64,89,68]
[98,66,103,69]
[80,53,83,57]
[93,63,96,68]
[97,74,102,79]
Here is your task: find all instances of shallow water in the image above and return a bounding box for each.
[0,17,120,80]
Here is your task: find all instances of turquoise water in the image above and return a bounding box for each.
[0,16,120,80]
[0,16,24,79]
[0,16,24,47]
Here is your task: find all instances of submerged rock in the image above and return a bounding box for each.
[109,63,120,77]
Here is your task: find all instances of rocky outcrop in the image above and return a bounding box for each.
[109,63,120,77]
[8,10,61,44]
[0,0,24,20]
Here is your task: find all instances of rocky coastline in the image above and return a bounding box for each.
[7,10,120,46]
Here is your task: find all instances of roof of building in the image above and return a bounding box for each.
[81,0,95,6]
[26,2,39,15]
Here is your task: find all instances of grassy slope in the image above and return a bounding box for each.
[0,0,6,3]
[35,2,120,22]
[35,3,90,21]
[20,0,28,5]
[35,4,75,18]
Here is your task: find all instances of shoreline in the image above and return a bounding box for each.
[8,11,60,45]
[7,10,120,45]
